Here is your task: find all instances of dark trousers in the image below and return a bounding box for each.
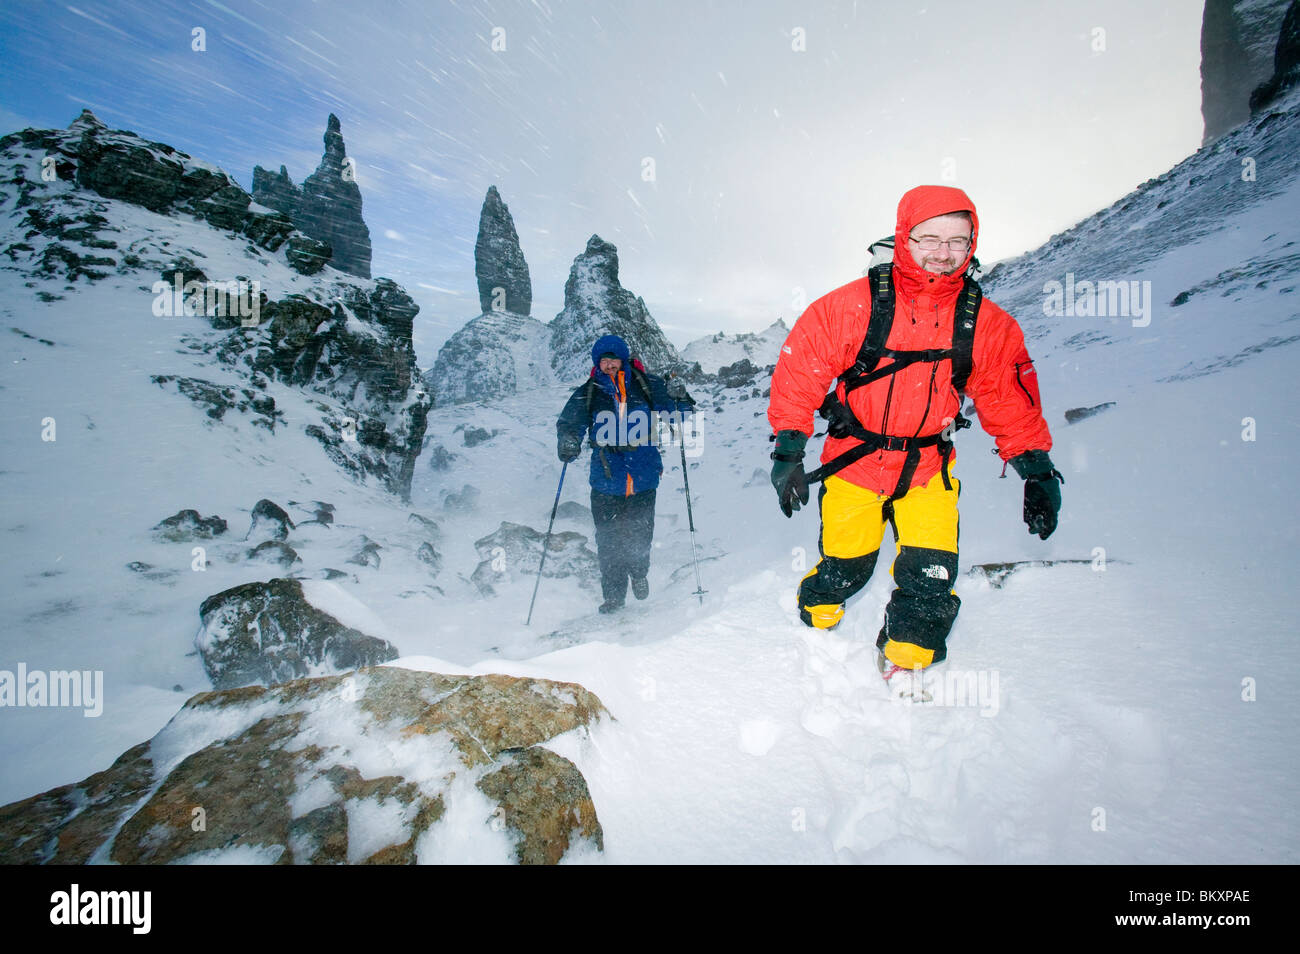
[591,489,656,602]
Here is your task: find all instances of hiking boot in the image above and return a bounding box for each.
[876,652,933,704]
[631,575,649,600]
[598,598,624,614]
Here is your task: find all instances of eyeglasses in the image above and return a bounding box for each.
[909,235,972,252]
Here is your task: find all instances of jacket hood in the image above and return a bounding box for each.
[892,185,979,294]
[590,334,631,368]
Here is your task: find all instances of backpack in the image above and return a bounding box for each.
[806,260,984,500]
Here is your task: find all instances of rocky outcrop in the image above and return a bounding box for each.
[426,186,549,404]
[1239,0,1297,83]
[475,185,531,316]
[195,578,398,689]
[1202,0,1295,139]
[254,115,372,278]
[1202,0,1256,142]
[471,521,599,597]
[250,164,299,220]
[549,235,680,381]
[214,279,431,499]
[0,110,297,263]
[425,310,552,405]
[153,509,228,542]
[680,319,788,374]
[1,111,429,501]
[1251,0,1300,110]
[297,114,372,279]
[0,666,608,865]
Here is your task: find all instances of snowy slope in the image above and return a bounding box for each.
[679,319,789,373]
[2,91,1299,862]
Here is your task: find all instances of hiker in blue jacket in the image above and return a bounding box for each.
[556,334,695,613]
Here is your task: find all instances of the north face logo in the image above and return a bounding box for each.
[923,564,949,580]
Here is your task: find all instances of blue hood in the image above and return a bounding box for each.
[591,334,630,368]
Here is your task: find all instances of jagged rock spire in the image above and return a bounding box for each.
[474,185,532,316]
[254,114,372,279]
[548,234,678,380]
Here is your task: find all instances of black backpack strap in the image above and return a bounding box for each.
[840,264,895,391]
[950,276,982,394]
[628,364,656,412]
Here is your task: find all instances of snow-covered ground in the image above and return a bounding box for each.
[2,94,1298,862]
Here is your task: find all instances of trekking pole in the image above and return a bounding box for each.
[677,419,707,605]
[525,461,568,626]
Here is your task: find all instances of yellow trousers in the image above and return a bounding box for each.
[797,471,961,669]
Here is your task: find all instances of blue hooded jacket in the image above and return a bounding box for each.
[556,334,692,496]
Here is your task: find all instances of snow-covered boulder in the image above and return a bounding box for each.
[195,578,398,689]
[471,521,599,596]
[0,666,608,864]
[152,509,228,542]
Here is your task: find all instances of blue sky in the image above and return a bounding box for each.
[0,0,1205,359]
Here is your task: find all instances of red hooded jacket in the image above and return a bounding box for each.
[767,185,1052,495]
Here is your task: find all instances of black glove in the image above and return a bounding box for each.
[558,432,582,463]
[1010,450,1063,540]
[770,429,810,518]
[665,375,695,406]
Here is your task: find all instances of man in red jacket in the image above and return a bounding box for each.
[767,185,1062,697]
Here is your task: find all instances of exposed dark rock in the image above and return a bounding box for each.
[247,498,295,543]
[1064,402,1117,424]
[406,512,441,539]
[149,375,280,431]
[251,164,299,220]
[295,114,371,278]
[346,538,382,568]
[217,280,430,500]
[285,233,331,275]
[966,559,1124,588]
[247,540,301,568]
[1250,0,1300,110]
[153,509,228,542]
[470,521,598,596]
[425,444,457,471]
[443,484,480,513]
[717,358,759,389]
[195,578,398,688]
[416,542,442,574]
[1202,0,1255,142]
[475,185,532,315]
[549,235,680,380]
[462,426,497,447]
